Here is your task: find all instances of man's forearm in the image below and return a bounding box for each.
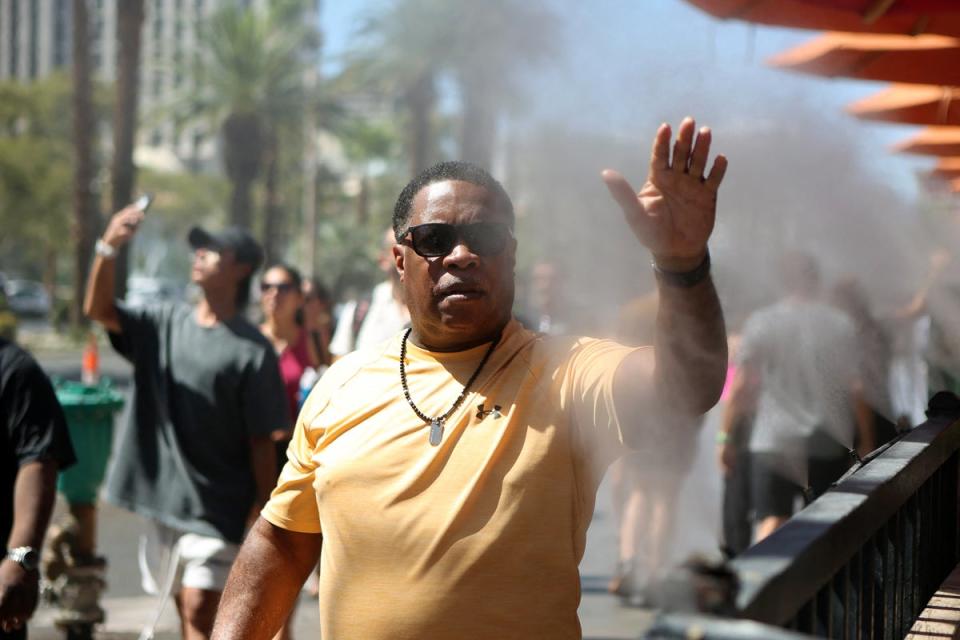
[211,519,322,640]
[83,254,120,332]
[7,462,57,549]
[653,275,728,415]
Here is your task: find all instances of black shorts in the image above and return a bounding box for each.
[751,450,851,520]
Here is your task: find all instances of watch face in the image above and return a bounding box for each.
[21,549,39,571]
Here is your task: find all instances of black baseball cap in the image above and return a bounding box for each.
[187,226,264,271]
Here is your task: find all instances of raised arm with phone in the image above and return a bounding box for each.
[82,204,288,639]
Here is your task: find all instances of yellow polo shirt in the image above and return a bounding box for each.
[262,319,640,639]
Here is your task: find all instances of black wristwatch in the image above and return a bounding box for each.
[5,546,40,572]
[653,250,711,288]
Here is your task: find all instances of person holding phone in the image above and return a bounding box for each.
[83,204,287,640]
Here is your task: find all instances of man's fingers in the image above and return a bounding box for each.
[705,154,729,192]
[601,169,642,218]
[649,123,671,173]
[688,127,712,178]
[671,117,696,173]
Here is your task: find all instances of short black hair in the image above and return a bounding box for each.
[392,161,514,241]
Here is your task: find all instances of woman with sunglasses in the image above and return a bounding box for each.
[257,264,320,640]
[259,264,321,436]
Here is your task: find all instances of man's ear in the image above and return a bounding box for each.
[393,244,405,282]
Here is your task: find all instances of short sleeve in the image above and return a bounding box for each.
[241,349,290,438]
[554,338,639,465]
[107,301,167,361]
[3,350,76,470]
[261,387,326,533]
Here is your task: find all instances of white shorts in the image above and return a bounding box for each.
[138,520,239,594]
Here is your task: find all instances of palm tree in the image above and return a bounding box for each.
[180,0,318,233]
[345,0,459,177]
[449,0,558,168]
[111,0,146,300]
[71,0,98,328]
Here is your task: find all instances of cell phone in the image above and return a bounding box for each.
[134,193,153,213]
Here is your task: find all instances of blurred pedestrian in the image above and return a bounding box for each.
[517,260,595,335]
[608,292,701,604]
[718,253,873,543]
[328,228,409,358]
[718,333,756,557]
[83,208,288,640]
[258,264,321,640]
[1,338,76,639]
[829,278,898,447]
[211,117,729,639]
[259,264,322,436]
[299,278,333,370]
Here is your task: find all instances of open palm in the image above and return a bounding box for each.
[603,117,727,272]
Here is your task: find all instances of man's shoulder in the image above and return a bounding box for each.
[0,338,37,378]
[227,315,274,349]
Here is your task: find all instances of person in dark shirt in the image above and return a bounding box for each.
[84,205,288,640]
[1,338,76,638]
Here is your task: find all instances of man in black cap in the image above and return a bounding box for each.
[84,205,287,640]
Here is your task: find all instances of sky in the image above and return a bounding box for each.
[318,0,935,202]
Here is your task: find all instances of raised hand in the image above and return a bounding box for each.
[602,117,727,272]
[101,202,147,249]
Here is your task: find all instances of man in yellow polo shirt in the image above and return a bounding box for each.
[211,117,729,639]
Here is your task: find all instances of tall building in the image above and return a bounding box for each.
[0,0,73,81]
[0,0,318,168]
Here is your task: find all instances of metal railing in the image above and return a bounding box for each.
[645,395,960,640]
[733,399,960,638]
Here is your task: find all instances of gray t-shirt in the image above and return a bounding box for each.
[737,299,860,458]
[106,302,287,543]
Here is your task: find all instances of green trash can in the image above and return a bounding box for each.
[55,380,124,505]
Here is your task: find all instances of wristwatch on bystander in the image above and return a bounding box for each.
[95,238,117,259]
[5,546,39,572]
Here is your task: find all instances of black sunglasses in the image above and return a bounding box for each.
[402,222,513,258]
[260,282,295,294]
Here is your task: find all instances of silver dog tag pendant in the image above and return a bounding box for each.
[429,418,444,446]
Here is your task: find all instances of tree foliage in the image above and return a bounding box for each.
[176,0,320,231]
[0,74,105,283]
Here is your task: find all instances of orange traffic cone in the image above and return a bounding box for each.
[81,333,99,385]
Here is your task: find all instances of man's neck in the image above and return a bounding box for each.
[408,320,509,353]
[196,290,238,327]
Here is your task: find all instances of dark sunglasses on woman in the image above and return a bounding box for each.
[401,222,513,258]
[260,282,295,294]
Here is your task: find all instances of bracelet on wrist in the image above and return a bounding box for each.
[653,250,711,288]
[95,238,117,259]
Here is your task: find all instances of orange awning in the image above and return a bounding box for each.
[798,0,960,16]
[767,32,960,86]
[684,0,960,37]
[846,84,960,125]
[932,157,960,178]
[893,127,960,156]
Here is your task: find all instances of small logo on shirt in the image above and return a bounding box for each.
[476,404,503,420]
